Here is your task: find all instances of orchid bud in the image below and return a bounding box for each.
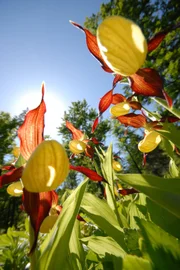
[97,16,147,76]
[22,140,69,192]
[40,215,58,233]
[138,130,161,153]
[112,160,122,172]
[7,181,23,196]
[69,140,86,154]
[110,102,130,117]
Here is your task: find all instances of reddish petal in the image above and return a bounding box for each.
[1,165,15,171]
[77,214,86,222]
[70,165,106,182]
[148,31,168,52]
[118,188,138,196]
[99,89,113,114]
[0,167,23,188]
[66,121,84,140]
[162,90,173,108]
[18,84,46,161]
[70,21,112,73]
[117,113,147,128]
[91,137,102,145]
[130,68,164,97]
[84,144,94,159]
[148,23,180,52]
[51,190,59,207]
[160,116,180,123]
[112,94,126,104]
[22,189,53,254]
[129,101,142,110]
[113,74,123,87]
[92,116,99,133]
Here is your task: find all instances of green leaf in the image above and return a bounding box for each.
[15,154,26,167]
[152,97,180,118]
[156,123,180,149]
[146,198,180,238]
[68,220,85,270]
[118,174,180,218]
[169,158,180,178]
[81,236,126,258]
[36,178,88,270]
[124,229,141,256]
[123,255,152,270]
[136,218,180,269]
[81,193,127,252]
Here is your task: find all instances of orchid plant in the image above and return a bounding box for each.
[0,15,180,270]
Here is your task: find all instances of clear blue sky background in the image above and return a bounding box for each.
[0,0,114,140]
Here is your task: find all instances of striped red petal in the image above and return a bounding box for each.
[91,116,99,133]
[70,21,112,73]
[130,68,164,97]
[99,89,113,114]
[22,189,53,254]
[84,144,94,158]
[113,74,123,87]
[18,83,46,161]
[0,167,23,188]
[112,94,126,104]
[117,113,147,128]
[118,188,138,196]
[70,165,105,182]
[66,121,84,140]
[148,23,180,52]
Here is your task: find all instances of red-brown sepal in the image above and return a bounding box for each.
[117,113,147,128]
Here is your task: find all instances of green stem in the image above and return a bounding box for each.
[29,219,36,270]
[152,97,180,118]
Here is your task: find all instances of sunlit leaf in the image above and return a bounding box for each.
[81,236,126,258]
[123,255,152,270]
[37,178,88,270]
[18,83,46,161]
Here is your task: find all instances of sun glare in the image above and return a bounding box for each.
[16,87,66,140]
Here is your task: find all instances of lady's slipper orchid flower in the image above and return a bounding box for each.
[112,160,122,172]
[69,139,87,154]
[97,16,148,76]
[110,101,131,117]
[138,130,161,153]
[7,181,23,196]
[22,139,69,193]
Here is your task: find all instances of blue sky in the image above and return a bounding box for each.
[0,0,114,140]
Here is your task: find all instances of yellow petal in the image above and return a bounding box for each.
[97,16,147,76]
[7,181,23,196]
[112,160,122,172]
[110,102,130,117]
[69,140,86,154]
[138,131,161,153]
[40,215,58,234]
[22,140,69,192]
